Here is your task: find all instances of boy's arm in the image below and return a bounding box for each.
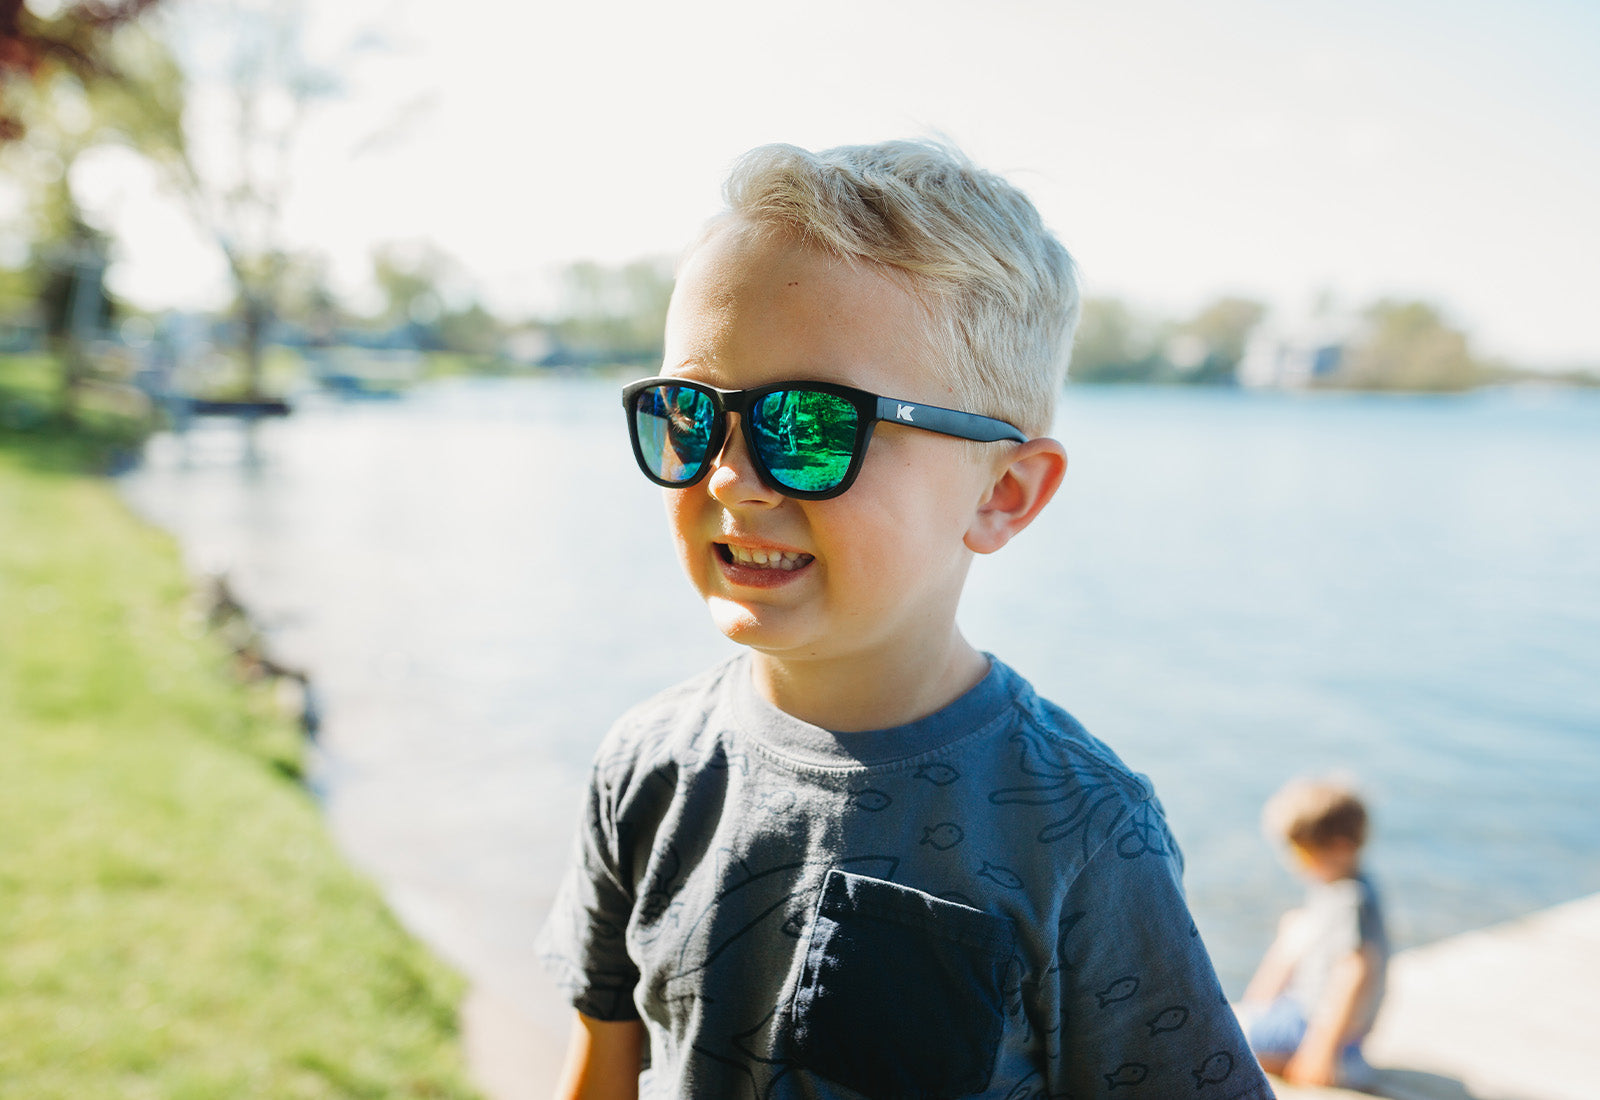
[1282,942,1380,1086]
[1241,908,1306,1005]
[553,1012,644,1100]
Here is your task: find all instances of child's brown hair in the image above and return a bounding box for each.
[1262,776,1369,851]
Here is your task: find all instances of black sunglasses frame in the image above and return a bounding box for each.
[622,376,1028,501]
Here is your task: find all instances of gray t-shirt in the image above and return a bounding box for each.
[539,655,1273,1099]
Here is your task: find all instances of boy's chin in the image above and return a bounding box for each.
[707,597,771,644]
[705,597,813,655]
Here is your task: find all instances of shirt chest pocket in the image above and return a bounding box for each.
[784,869,1018,1100]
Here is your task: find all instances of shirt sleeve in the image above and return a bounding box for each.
[1053,819,1275,1099]
[535,766,642,1021]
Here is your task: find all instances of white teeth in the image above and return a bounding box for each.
[726,545,808,570]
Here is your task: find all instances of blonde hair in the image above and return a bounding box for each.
[707,139,1080,437]
[1262,776,1370,851]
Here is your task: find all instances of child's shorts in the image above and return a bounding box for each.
[1237,995,1312,1057]
[1235,997,1377,1090]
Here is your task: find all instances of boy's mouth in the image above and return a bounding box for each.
[717,543,814,572]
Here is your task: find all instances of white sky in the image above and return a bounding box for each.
[56,0,1600,367]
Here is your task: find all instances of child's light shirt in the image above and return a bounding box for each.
[1289,873,1389,1039]
[539,655,1273,1099]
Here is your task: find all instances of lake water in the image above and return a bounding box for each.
[117,375,1600,1031]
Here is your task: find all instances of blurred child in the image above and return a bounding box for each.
[1239,776,1390,1088]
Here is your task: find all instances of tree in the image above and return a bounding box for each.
[546,258,673,366]
[433,300,500,358]
[1334,300,1484,392]
[367,241,501,356]
[143,1,342,399]
[273,249,341,344]
[1167,296,1268,385]
[1069,297,1170,384]
[3,3,171,419]
[0,0,161,143]
[31,215,111,409]
[371,241,450,330]
[5,3,393,404]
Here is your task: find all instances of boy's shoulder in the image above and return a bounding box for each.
[1316,873,1388,927]
[590,654,747,779]
[1314,873,1380,906]
[995,659,1158,801]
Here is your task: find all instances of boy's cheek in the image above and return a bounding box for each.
[662,492,699,545]
[660,507,703,587]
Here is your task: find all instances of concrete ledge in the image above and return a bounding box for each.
[1272,893,1600,1100]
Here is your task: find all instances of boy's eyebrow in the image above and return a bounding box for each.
[662,356,726,378]
[658,367,706,385]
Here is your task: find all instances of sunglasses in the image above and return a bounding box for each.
[623,376,1027,501]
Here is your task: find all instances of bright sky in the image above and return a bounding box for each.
[63,0,1600,367]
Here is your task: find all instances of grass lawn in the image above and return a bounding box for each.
[0,356,481,1099]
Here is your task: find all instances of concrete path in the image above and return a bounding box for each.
[461,983,567,1100]
[461,893,1600,1100]
[1271,893,1600,1100]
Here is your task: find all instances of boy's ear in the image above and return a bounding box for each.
[964,438,1067,555]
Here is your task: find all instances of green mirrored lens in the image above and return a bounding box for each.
[751,390,857,492]
[636,385,715,483]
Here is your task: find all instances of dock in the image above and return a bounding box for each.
[459,894,1600,1100]
[1271,892,1600,1100]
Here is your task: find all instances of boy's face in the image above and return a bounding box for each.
[1290,838,1361,883]
[657,222,1001,672]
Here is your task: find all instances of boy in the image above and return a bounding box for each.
[539,140,1272,1099]
[1239,777,1389,1089]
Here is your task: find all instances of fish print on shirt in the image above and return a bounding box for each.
[915,762,961,786]
[920,822,965,851]
[1146,1005,1191,1036]
[1192,1050,1237,1089]
[1105,1062,1149,1089]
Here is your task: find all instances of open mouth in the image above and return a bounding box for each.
[717,543,815,572]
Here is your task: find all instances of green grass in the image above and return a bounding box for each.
[0,357,481,1099]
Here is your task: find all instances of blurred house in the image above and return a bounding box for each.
[502,325,554,367]
[1238,316,1349,389]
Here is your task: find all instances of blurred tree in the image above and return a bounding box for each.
[0,0,161,143]
[371,241,449,330]
[1169,296,1268,385]
[433,300,500,358]
[32,215,111,406]
[274,249,341,345]
[24,1,376,401]
[368,241,501,356]
[3,3,172,418]
[141,1,344,400]
[0,258,31,320]
[547,257,672,366]
[617,258,674,352]
[1334,300,1485,392]
[1069,297,1170,384]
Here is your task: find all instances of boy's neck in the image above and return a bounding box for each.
[749,633,991,733]
[1299,840,1363,884]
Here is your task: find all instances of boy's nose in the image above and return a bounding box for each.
[707,414,782,507]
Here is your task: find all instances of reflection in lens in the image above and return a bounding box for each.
[752,390,856,492]
[636,385,714,483]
